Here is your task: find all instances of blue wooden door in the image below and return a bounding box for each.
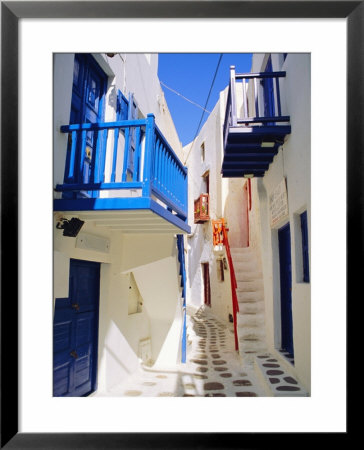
[278,224,294,357]
[263,56,275,120]
[66,54,107,195]
[53,259,100,397]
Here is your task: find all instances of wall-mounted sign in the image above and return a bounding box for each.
[269,178,289,228]
[76,232,110,253]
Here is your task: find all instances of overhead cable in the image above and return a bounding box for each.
[160,81,211,114]
[184,53,223,164]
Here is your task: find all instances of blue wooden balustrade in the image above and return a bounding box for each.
[177,234,187,363]
[222,66,291,178]
[55,114,189,228]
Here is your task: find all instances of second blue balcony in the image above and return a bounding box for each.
[222,65,291,178]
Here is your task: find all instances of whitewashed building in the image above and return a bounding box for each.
[53,52,311,397]
[185,53,311,393]
[53,53,190,397]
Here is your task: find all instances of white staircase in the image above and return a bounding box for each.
[230,247,267,362]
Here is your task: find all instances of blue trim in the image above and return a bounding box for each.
[177,235,187,363]
[56,182,143,191]
[151,186,186,219]
[235,71,286,79]
[300,211,310,282]
[278,223,294,357]
[54,196,151,211]
[61,119,147,132]
[149,199,190,233]
[142,114,155,197]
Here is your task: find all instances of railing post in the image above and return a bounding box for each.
[254,78,259,117]
[142,113,155,197]
[275,76,282,117]
[242,78,248,119]
[230,66,237,126]
[67,130,77,181]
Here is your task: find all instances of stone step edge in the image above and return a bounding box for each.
[253,353,309,397]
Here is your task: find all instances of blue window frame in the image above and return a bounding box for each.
[300,211,310,282]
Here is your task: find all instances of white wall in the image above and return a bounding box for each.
[53,53,186,392]
[253,53,311,391]
[185,88,235,324]
[54,221,183,391]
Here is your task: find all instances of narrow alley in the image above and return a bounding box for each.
[94,306,306,397]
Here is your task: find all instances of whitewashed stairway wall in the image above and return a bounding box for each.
[230,247,267,364]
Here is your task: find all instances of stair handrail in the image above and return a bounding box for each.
[212,219,240,351]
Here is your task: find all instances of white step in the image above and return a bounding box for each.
[237,290,264,302]
[238,326,266,340]
[233,259,259,273]
[231,254,257,264]
[235,270,262,282]
[230,247,252,254]
[237,280,264,292]
[239,339,267,353]
[238,301,265,314]
[237,312,265,327]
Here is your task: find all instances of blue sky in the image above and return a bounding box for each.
[158,53,252,147]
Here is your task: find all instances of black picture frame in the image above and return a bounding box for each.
[1,1,358,448]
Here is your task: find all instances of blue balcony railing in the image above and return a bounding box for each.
[222,66,291,178]
[56,114,188,222]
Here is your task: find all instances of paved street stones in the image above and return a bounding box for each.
[94,307,305,397]
[204,382,225,390]
[233,379,252,386]
[235,392,257,397]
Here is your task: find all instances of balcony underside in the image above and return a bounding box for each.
[54,197,191,234]
[222,124,291,178]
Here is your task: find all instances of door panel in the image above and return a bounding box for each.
[53,260,100,397]
[65,54,107,194]
[278,224,294,356]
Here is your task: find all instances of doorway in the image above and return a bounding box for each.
[202,262,211,307]
[278,224,294,357]
[65,54,107,195]
[53,259,101,396]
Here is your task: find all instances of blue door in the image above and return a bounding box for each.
[53,259,100,397]
[65,54,107,195]
[263,56,275,121]
[278,224,294,357]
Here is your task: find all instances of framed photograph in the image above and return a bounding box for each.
[1,1,359,448]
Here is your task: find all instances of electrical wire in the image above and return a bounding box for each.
[160,81,211,114]
[183,54,223,165]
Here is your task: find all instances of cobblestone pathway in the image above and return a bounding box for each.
[95,307,269,397]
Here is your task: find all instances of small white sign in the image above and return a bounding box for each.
[269,178,289,228]
[76,232,110,253]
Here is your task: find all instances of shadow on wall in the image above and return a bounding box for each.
[224,178,249,248]
[187,223,208,291]
[132,255,182,366]
[98,254,183,391]
[97,263,152,391]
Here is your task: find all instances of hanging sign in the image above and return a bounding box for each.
[269,178,289,228]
